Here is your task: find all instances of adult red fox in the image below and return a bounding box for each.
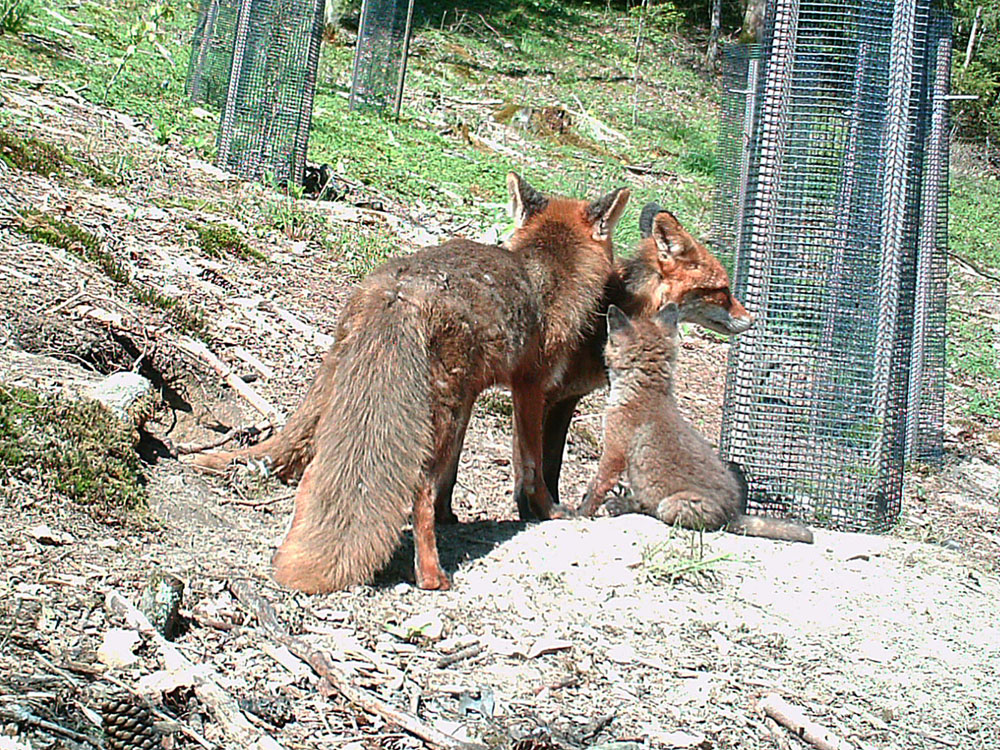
[199,174,629,591]
[578,302,813,544]
[503,203,754,521]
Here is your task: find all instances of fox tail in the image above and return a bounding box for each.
[271,297,434,592]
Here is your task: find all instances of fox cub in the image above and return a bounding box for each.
[579,303,813,543]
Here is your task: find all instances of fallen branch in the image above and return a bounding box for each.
[230,581,485,750]
[759,694,861,750]
[106,590,285,750]
[948,251,1000,284]
[435,644,485,669]
[177,337,284,425]
[171,420,272,456]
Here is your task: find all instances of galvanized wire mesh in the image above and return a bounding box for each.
[187,0,241,108]
[210,0,326,185]
[350,0,415,116]
[716,0,950,532]
[906,8,951,463]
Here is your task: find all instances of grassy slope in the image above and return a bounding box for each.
[0,0,998,426]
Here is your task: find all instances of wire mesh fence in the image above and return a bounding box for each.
[349,0,415,116]
[715,0,951,532]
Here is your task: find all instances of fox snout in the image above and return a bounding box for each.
[685,297,753,335]
[725,310,753,334]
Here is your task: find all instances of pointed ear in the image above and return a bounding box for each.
[606,304,633,336]
[651,210,691,261]
[639,202,663,239]
[587,187,630,241]
[507,172,549,228]
[656,302,680,333]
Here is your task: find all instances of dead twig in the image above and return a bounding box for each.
[435,643,485,669]
[220,492,294,508]
[230,581,485,750]
[948,251,1000,284]
[106,590,285,750]
[176,336,285,425]
[0,704,101,748]
[171,420,272,456]
[759,693,867,750]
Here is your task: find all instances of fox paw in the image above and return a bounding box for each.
[415,565,451,591]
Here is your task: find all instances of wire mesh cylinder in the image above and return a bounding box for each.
[187,0,242,108]
[215,0,326,186]
[349,0,416,116]
[717,0,949,532]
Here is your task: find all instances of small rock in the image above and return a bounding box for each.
[29,524,73,546]
[97,628,141,668]
[86,371,155,425]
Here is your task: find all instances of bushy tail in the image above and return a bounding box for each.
[726,515,814,544]
[272,299,433,592]
[193,354,338,479]
[725,461,814,543]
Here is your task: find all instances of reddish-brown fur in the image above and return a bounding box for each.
[196,204,755,525]
[507,205,754,519]
[578,304,813,544]
[200,174,630,592]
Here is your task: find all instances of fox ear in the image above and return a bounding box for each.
[657,302,680,333]
[606,304,633,336]
[639,202,663,239]
[507,172,549,228]
[651,210,691,261]
[587,187,631,241]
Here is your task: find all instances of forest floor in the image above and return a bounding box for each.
[2,2,1000,750]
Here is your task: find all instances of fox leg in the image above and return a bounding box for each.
[514,395,579,519]
[413,482,450,590]
[541,396,580,502]
[578,444,626,517]
[433,399,475,525]
[511,381,567,521]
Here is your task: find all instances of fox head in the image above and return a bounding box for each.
[506,172,630,266]
[604,302,680,401]
[626,203,752,336]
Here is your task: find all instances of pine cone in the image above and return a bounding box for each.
[512,738,564,750]
[101,695,159,750]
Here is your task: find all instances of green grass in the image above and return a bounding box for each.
[18,210,209,338]
[0,129,116,186]
[948,173,1000,421]
[328,223,400,280]
[0,383,148,524]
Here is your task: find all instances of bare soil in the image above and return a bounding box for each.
[2,82,999,750]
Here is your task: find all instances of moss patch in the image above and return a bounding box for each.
[0,130,116,186]
[0,383,148,525]
[188,221,266,262]
[17,211,209,338]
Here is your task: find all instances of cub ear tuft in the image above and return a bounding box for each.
[657,301,680,332]
[606,304,633,335]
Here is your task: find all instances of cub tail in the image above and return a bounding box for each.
[272,296,434,593]
[726,461,814,544]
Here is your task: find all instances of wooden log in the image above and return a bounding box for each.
[759,693,863,750]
